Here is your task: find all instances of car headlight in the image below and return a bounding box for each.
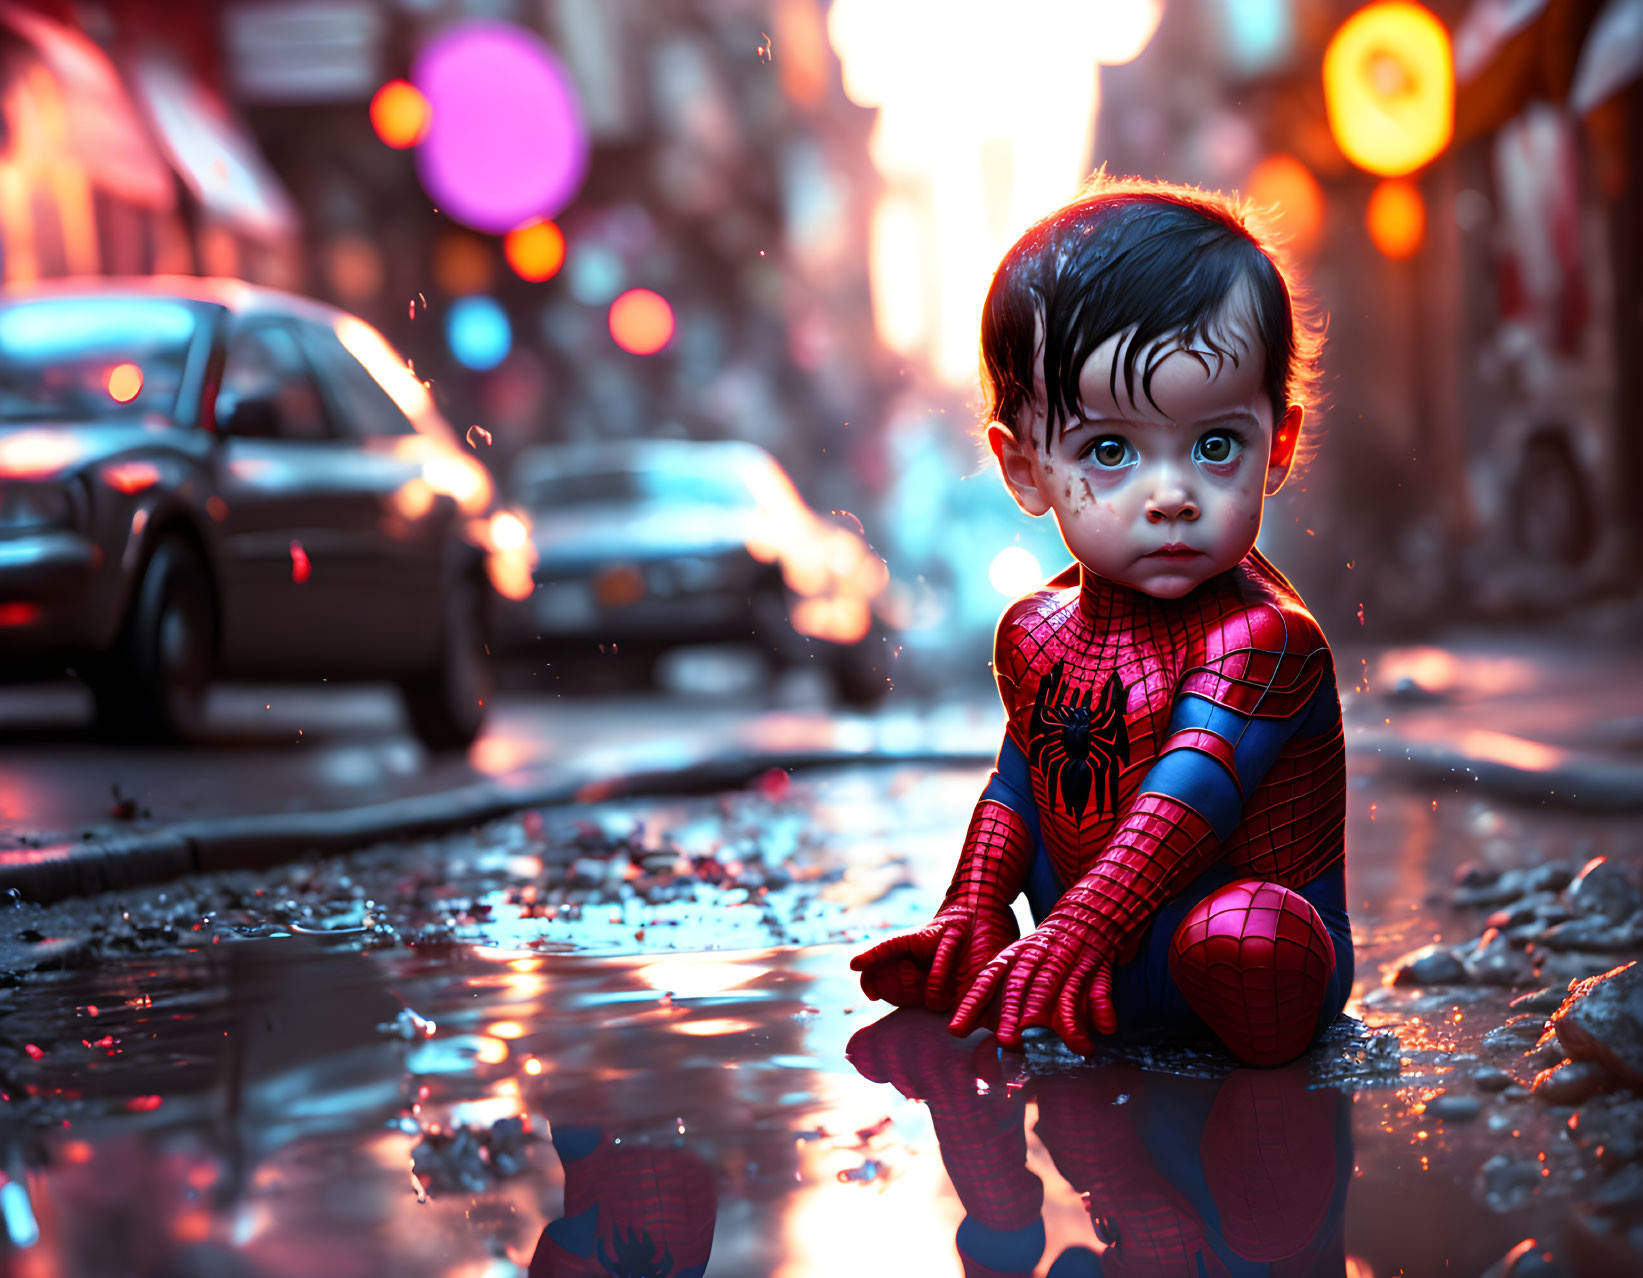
[0,481,77,531]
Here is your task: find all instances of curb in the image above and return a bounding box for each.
[0,745,994,905]
[6,730,1638,907]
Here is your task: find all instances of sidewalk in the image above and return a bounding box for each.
[2,635,1638,903]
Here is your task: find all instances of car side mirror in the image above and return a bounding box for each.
[220,395,280,439]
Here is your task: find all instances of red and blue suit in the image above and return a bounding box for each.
[852,550,1351,1066]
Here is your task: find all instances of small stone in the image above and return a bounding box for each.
[1567,857,1639,923]
[1464,929,1535,987]
[1540,914,1643,953]
[1392,944,1468,986]
[1548,961,1643,1091]
[1475,1065,1514,1092]
[1532,1060,1607,1105]
[1594,1162,1643,1214]
[1510,986,1570,1015]
[1522,1040,1568,1073]
[1427,1093,1482,1121]
[1456,861,1501,889]
[1479,1154,1544,1208]
[1526,862,1575,894]
[1455,869,1531,909]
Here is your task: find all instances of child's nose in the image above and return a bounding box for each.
[1146,483,1200,523]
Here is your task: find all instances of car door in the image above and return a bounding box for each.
[211,319,383,675]
[294,320,449,668]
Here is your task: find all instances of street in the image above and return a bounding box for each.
[1,636,1641,1275]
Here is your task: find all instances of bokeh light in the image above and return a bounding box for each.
[1366,177,1426,258]
[829,0,1162,385]
[504,219,566,282]
[608,288,675,355]
[1323,2,1453,177]
[433,231,496,297]
[369,79,431,149]
[989,546,1044,597]
[1245,153,1325,256]
[446,296,513,370]
[413,21,590,234]
[105,363,143,404]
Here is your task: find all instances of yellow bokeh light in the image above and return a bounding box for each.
[474,1036,510,1065]
[1366,177,1425,258]
[370,80,431,149]
[1323,3,1453,177]
[487,1020,526,1039]
[106,362,144,403]
[504,220,566,282]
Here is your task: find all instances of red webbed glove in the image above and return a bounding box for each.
[851,798,1032,1014]
[951,791,1220,1053]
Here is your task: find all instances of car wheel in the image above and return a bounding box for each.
[94,537,215,742]
[399,575,491,752]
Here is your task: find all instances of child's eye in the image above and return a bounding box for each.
[1083,436,1131,468]
[1195,430,1243,465]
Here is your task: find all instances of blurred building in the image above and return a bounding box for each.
[0,0,301,285]
[226,0,893,532]
[1096,0,1641,636]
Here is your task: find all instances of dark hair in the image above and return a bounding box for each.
[980,171,1325,451]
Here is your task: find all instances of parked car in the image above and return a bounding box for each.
[497,439,895,704]
[0,277,520,749]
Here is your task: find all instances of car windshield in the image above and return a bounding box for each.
[520,464,756,511]
[0,296,202,422]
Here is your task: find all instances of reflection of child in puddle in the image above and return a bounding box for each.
[527,1125,715,1277]
[848,1008,1351,1278]
[853,175,1351,1066]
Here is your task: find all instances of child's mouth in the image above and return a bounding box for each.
[1144,544,1205,559]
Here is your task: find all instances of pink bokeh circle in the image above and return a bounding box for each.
[413,21,589,234]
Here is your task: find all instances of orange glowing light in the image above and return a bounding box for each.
[524,1056,544,1075]
[674,1017,757,1037]
[370,79,431,149]
[1322,2,1453,177]
[102,460,161,494]
[474,1036,510,1064]
[0,429,83,479]
[1246,154,1325,257]
[504,219,566,282]
[106,362,144,403]
[608,288,675,355]
[1366,177,1425,258]
[488,1020,526,1039]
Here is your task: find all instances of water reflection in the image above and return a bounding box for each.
[847,1008,1353,1277]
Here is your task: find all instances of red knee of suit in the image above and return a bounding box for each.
[1167,880,1335,1067]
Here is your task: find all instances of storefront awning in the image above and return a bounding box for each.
[1570,0,1643,113]
[0,2,174,210]
[129,57,299,244]
[1452,0,1610,140]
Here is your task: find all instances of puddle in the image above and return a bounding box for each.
[1,766,1640,1275]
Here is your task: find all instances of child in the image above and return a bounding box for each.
[851,174,1350,1067]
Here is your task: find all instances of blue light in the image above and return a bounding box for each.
[446,296,512,370]
[1220,0,1293,75]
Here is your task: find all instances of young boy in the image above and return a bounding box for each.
[851,174,1350,1067]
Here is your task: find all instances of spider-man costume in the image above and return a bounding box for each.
[528,1126,714,1278]
[847,1008,1352,1277]
[853,551,1352,1066]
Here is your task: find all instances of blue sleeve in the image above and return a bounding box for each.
[1139,680,1335,842]
[980,732,1044,843]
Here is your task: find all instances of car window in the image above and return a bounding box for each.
[216,324,331,441]
[297,323,417,438]
[520,465,756,510]
[0,296,202,421]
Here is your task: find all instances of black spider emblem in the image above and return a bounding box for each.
[599,1223,674,1278]
[1028,660,1130,820]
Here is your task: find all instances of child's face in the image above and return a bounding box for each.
[988,305,1303,599]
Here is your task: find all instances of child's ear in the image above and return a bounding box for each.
[1265,404,1303,497]
[987,420,1052,516]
